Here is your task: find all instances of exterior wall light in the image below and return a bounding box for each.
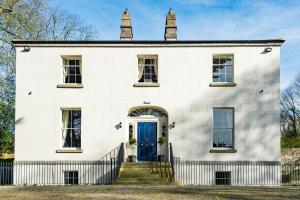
[263,47,272,53]
[169,121,175,129]
[22,46,30,52]
[115,122,122,130]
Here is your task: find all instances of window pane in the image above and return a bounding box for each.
[225,65,233,82]
[213,109,222,128]
[213,129,223,147]
[223,129,233,148]
[73,128,81,148]
[213,58,219,64]
[68,60,76,66]
[69,67,76,75]
[75,75,82,84]
[145,66,151,73]
[63,128,72,147]
[213,74,219,82]
[213,66,219,73]
[152,74,158,83]
[223,109,233,128]
[68,75,75,83]
[219,74,226,82]
[72,111,81,128]
[225,57,232,65]
[218,65,225,73]
[145,59,151,65]
[220,58,226,64]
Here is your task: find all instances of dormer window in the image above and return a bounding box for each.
[134,55,159,87]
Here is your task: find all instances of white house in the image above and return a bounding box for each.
[13,9,284,186]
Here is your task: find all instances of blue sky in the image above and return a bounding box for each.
[48,0,300,89]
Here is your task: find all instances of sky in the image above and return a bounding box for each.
[48,0,300,89]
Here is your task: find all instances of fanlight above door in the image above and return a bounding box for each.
[128,107,168,118]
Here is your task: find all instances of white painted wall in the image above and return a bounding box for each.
[14,43,281,162]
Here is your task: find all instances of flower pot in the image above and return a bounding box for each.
[157,155,165,162]
[128,155,136,162]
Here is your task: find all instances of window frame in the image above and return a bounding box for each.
[212,107,235,150]
[59,108,82,151]
[212,54,234,84]
[64,170,79,185]
[134,54,159,87]
[215,171,231,185]
[58,55,83,88]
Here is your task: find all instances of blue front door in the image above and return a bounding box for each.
[137,122,157,161]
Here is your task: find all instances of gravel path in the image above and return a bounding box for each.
[0,185,300,200]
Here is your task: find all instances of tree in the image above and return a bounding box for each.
[0,0,97,154]
[280,73,300,137]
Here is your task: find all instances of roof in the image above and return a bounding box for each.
[12,39,285,47]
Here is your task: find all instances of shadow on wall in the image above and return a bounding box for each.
[171,59,280,161]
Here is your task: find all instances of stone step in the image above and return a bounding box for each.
[117,177,170,182]
[114,180,175,185]
[115,162,176,185]
[122,162,171,168]
[119,171,160,177]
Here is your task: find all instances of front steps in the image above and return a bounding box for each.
[114,162,177,185]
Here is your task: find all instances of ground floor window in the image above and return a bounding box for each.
[61,109,81,148]
[213,108,234,148]
[64,171,78,185]
[215,171,231,185]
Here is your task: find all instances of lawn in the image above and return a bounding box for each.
[0,185,300,200]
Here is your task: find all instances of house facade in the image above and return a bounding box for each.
[13,10,284,186]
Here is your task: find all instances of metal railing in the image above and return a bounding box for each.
[282,164,300,186]
[0,160,13,185]
[1,146,300,186]
[8,143,124,186]
[169,143,175,181]
[173,160,284,186]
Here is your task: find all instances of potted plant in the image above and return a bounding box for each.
[157,136,166,162]
[128,137,137,162]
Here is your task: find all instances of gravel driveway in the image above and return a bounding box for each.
[0,185,300,200]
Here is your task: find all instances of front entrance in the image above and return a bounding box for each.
[137,122,157,161]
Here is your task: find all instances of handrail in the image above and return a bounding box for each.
[97,143,124,183]
[169,143,175,181]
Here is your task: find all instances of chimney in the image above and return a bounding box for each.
[120,8,133,40]
[164,8,177,41]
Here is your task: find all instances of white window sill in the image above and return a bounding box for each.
[133,83,160,87]
[57,84,84,88]
[209,82,237,87]
[56,149,83,153]
[209,149,237,153]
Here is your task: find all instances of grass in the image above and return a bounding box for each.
[0,185,300,200]
[281,137,300,148]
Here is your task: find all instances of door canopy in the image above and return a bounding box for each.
[128,106,168,118]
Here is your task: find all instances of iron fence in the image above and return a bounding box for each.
[0,143,124,186]
[1,148,300,186]
[173,160,300,186]
[0,160,13,185]
[282,164,300,186]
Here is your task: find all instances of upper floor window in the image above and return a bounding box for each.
[61,109,81,148]
[62,56,82,84]
[213,108,234,148]
[213,55,233,83]
[137,55,158,83]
